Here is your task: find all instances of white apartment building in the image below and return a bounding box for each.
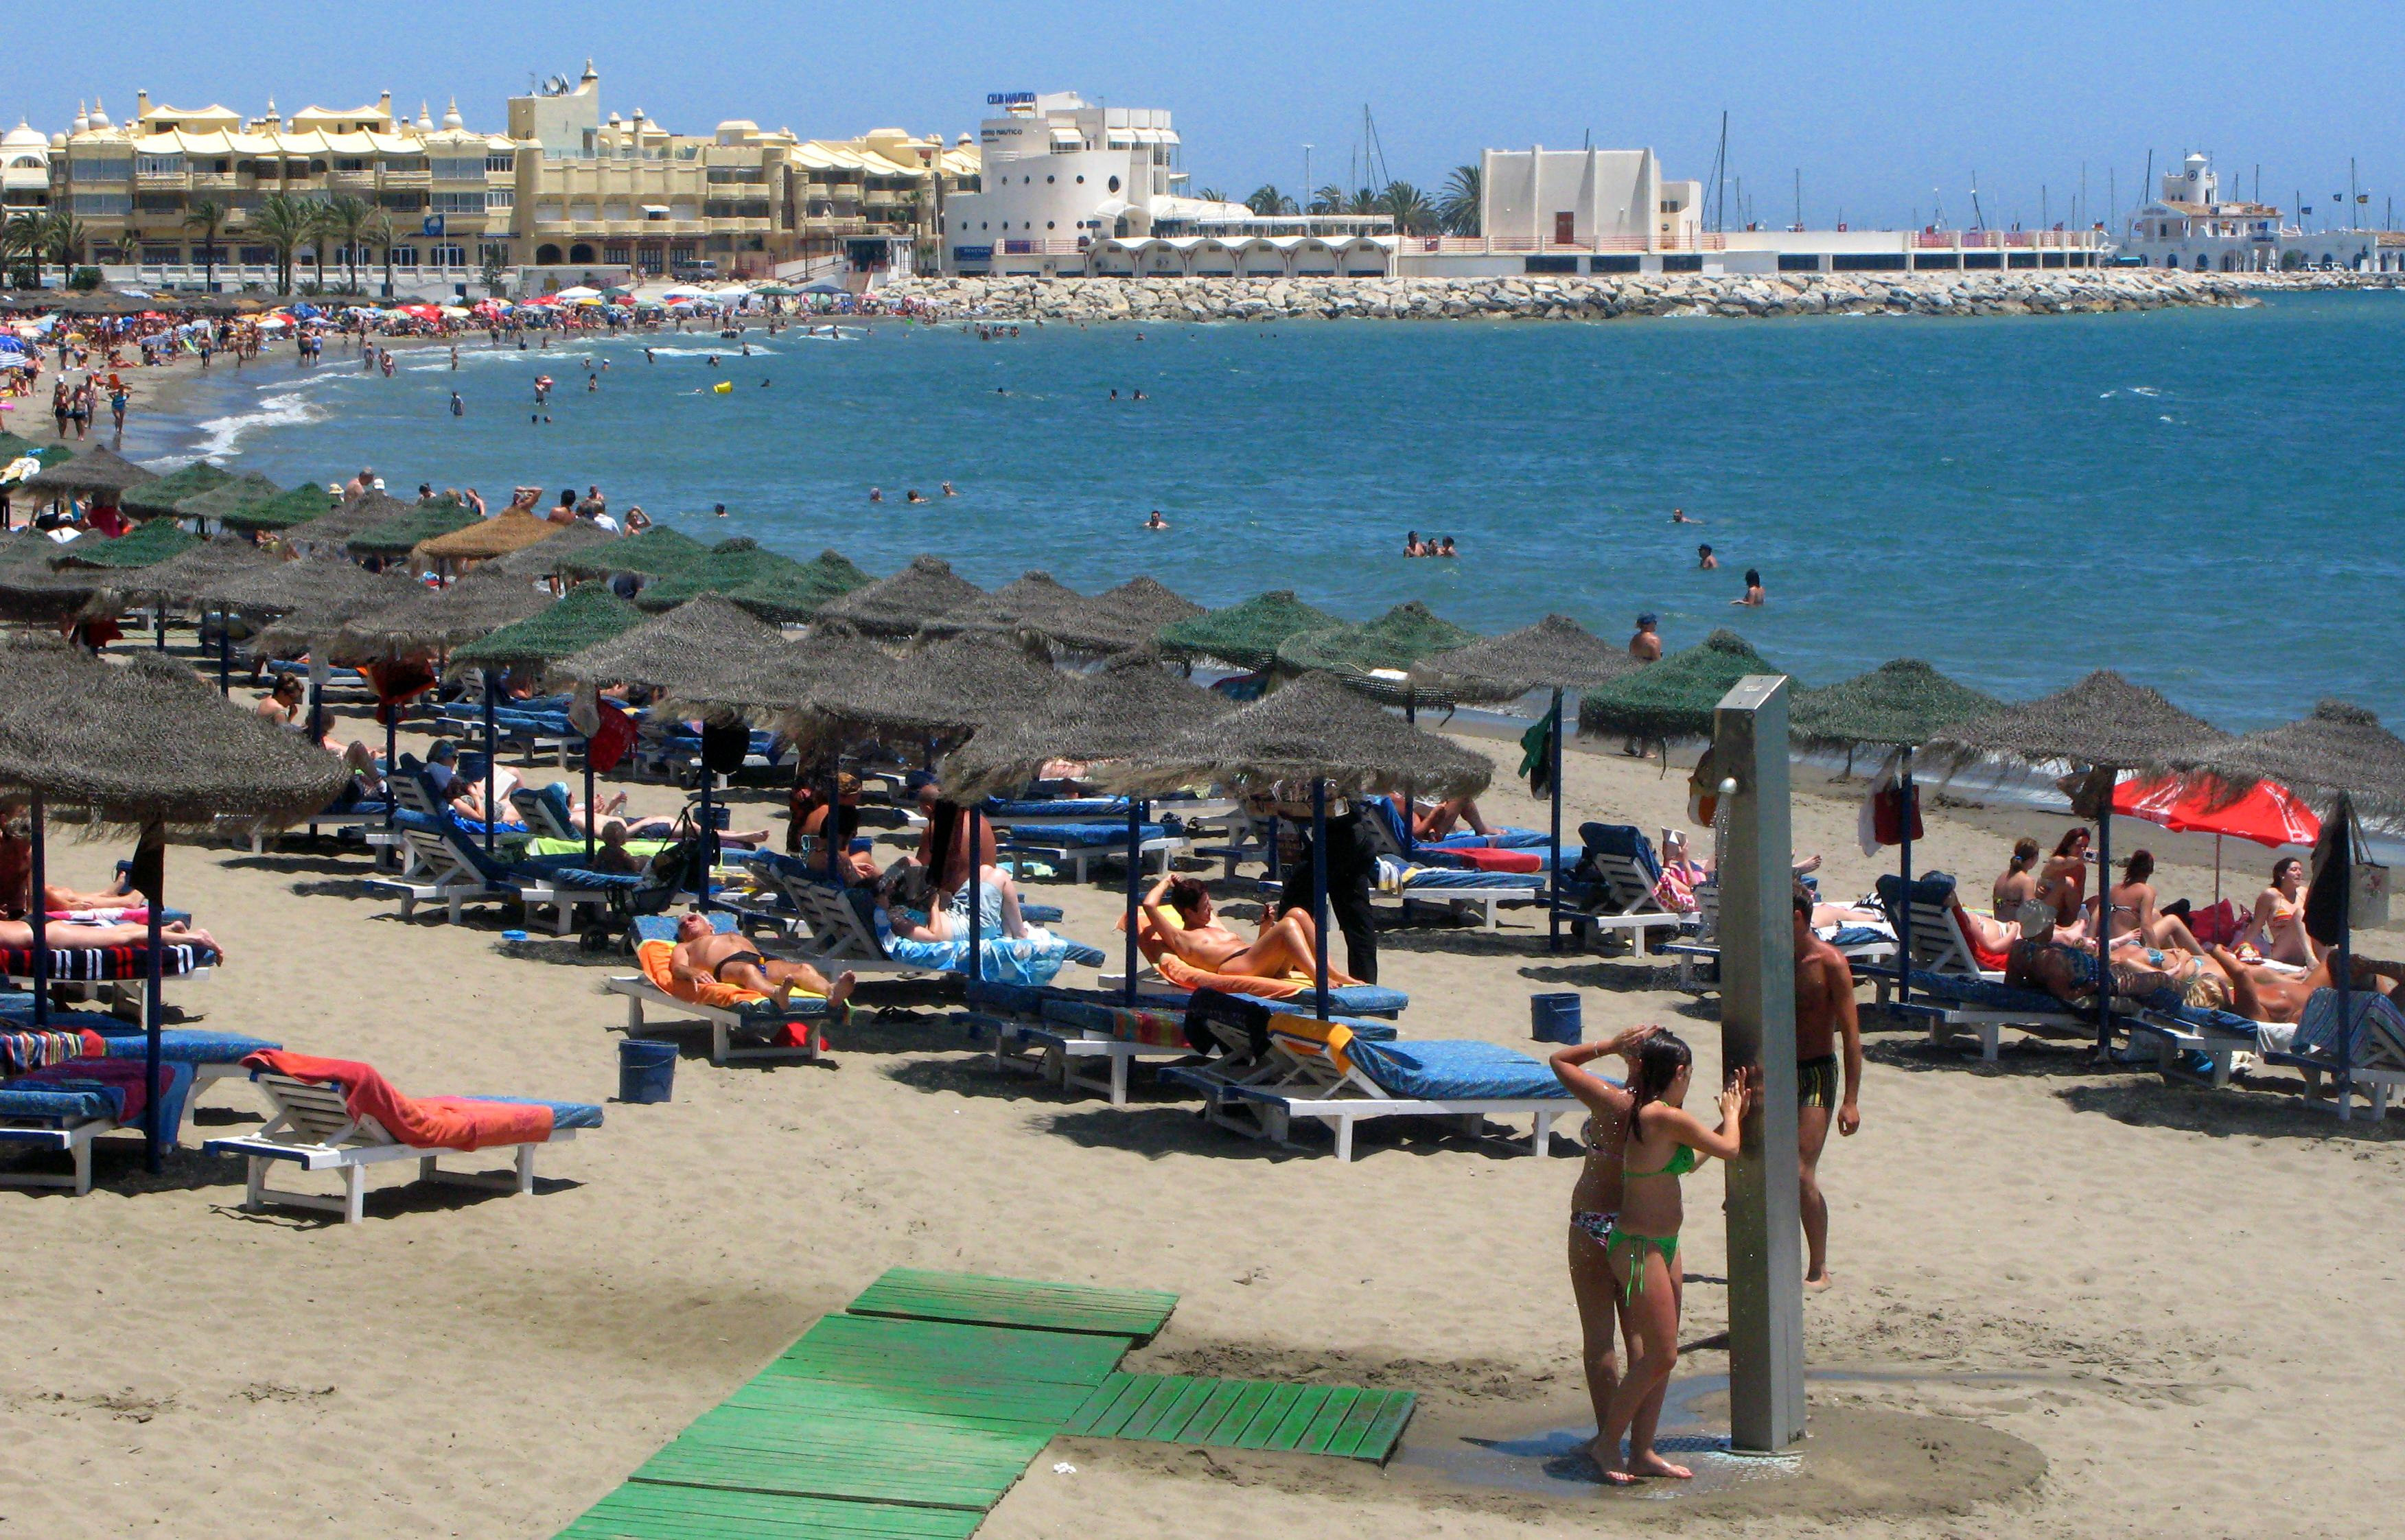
[941,91,1250,276]
[2122,152,2405,272]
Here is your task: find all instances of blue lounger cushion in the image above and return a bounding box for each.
[1253,984,1410,1018]
[1907,970,2085,1017]
[1005,822,1169,849]
[1395,866,1544,891]
[0,995,126,1034]
[98,1030,280,1064]
[1040,998,1401,1042]
[459,1096,605,1131]
[985,798,1128,819]
[631,913,736,945]
[0,1060,194,1142]
[1341,1038,1572,1101]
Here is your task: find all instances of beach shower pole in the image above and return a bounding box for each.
[1895,747,1915,1009]
[1548,688,1565,953]
[27,791,47,1029]
[1123,795,1143,1007]
[1312,779,1330,1022]
[216,614,230,696]
[2334,795,2358,1120]
[385,697,401,870]
[1711,675,1806,1456]
[480,670,498,857]
[693,734,714,913]
[2093,771,2113,1058]
[141,823,164,1175]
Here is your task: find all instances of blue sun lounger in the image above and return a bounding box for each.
[0,1060,195,1195]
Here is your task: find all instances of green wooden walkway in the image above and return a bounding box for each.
[555,1269,1410,1539]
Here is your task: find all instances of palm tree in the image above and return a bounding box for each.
[1194,187,1227,205]
[1439,164,1481,237]
[181,198,230,292]
[1,211,45,288]
[318,194,370,294]
[252,192,314,294]
[1379,183,1436,236]
[1245,185,1297,217]
[45,213,90,278]
[1310,185,1347,216]
[367,211,398,297]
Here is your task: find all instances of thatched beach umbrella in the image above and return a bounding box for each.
[334,564,552,660]
[813,554,985,638]
[1157,590,1340,671]
[51,519,196,571]
[1578,630,1782,745]
[345,500,480,564]
[925,570,1091,640]
[553,524,706,583]
[118,460,231,522]
[19,445,156,503]
[1787,659,2007,1005]
[1076,576,1206,653]
[98,536,277,687]
[489,518,614,582]
[800,629,1062,749]
[0,649,349,1169]
[174,471,283,530]
[282,489,411,559]
[2164,700,2405,822]
[415,508,561,570]
[1413,615,1643,952]
[1276,600,1478,713]
[0,559,108,623]
[1104,672,1494,1018]
[632,537,809,613]
[454,582,649,863]
[218,482,336,536]
[1930,671,2227,1054]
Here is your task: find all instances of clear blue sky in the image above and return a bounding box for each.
[11,0,2402,231]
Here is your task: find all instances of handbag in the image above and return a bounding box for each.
[1871,783,1923,845]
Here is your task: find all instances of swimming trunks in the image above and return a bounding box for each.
[712,952,767,981]
[1798,1053,1839,1109]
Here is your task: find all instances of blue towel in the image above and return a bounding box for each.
[98,1030,279,1064]
[455,1097,605,1131]
[630,913,735,945]
[985,797,1128,819]
[1906,970,2084,1017]
[1005,822,1168,849]
[1397,866,1542,891]
[1341,1038,1571,1101]
[1826,925,1890,949]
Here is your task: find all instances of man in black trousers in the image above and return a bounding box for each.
[1273,789,1380,985]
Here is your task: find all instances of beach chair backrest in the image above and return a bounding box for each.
[403,811,513,886]
[257,1073,382,1149]
[1693,880,1719,940]
[786,877,890,960]
[1264,1016,1356,1085]
[1576,823,1664,914]
[391,771,441,819]
[1873,872,1976,975]
[1362,796,1411,859]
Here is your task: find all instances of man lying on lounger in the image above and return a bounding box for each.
[0,813,136,918]
[2202,944,2403,1024]
[2004,900,2230,1012]
[669,911,856,1023]
[0,913,223,955]
[1140,874,1362,985]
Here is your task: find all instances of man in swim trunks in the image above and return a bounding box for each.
[2204,943,2403,1024]
[1143,874,1362,985]
[670,912,857,1030]
[1793,889,1860,1290]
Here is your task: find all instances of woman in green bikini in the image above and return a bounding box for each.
[1594,1031,1754,1484]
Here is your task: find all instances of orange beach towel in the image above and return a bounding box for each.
[241,1050,553,1151]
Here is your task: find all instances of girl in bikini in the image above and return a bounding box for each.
[1550,1025,1660,1478]
[1593,1032,1753,1485]
[2251,856,2316,966]
[2037,827,2091,927]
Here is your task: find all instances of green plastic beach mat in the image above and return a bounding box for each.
[848,1268,1178,1341]
[1062,1372,1415,1462]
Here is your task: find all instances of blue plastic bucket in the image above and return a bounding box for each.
[618,1038,678,1104]
[1530,992,1583,1045]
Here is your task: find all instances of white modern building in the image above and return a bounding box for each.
[2122,152,2405,272]
[0,120,49,220]
[941,91,1255,276]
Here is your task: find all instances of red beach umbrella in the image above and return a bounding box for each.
[2114,772,2321,903]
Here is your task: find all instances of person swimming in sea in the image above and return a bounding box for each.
[940,482,957,497]
[1144,509,1168,530]
[1731,568,1764,606]
[1697,544,1718,570]
[907,489,927,504]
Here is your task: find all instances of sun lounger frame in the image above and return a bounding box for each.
[0,1117,109,1195]
[603,975,820,1066]
[204,1072,579,1225]
[1001,833,1189,886]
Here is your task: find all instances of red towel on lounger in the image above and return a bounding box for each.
[240,1051,554,1150]
[1448,846,1542,874]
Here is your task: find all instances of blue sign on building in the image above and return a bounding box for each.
[421,215,445,238]
[985,92,1035,106]
[952,246,995,264]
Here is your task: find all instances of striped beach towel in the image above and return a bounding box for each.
[0,943,219,982]
[0,1029,104,1076]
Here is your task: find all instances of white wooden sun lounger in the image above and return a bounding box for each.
[203,1071,590,1225]
[602,975,823,1066]
[0,1117,111,1193]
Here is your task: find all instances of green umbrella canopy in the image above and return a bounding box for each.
[718,557,863,625]
[49,518,198,570]
[1276,600,1478,707]
[813,553,986,638]
[0,431,60,463]
[285,489,415,555]
[453,581,649,672]
[1100,670,1495,803]
[1927,670,2225,773]
[0,649,349,832]
[1788,658,2008,750]
[1410,614,1640,704]
[805,549,874,593]
[19,445,156,499]
[345,501,480,560]
[633,537,810,612]
[175,471,285,523]
[333,564,554,660]
[219,482,336,534]
[1157,589,1342,672]
[553,524,708,581]
[118,460,231,520]
[2165,699,2405,821]
[1577,629,1784,743]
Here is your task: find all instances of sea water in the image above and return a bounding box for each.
[139,291,2405,730]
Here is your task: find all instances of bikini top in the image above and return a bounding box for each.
[1625,1143,1698,1180]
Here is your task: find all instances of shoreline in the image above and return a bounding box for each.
[884,266,2393,323]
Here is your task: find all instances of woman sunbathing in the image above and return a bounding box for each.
[2203,944,2402,1025]
[1397,793,1494,841]
[2036,827,2091,926]
[886,863,1041,943]
[1140,874,1361,985]
[2091,850,2205,957]
[1993,837,2041,921]
[2249,857,2318,966]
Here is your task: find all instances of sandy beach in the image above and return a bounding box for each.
[2,664,2397,1540]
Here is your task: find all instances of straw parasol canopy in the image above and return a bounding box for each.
[104,535,275,607]
[1100,671,1494,802]
[657,622,898,720]
[551,594,807,719]
[925,570,1092,640]
[174,471,283,525]
[18,445,156,499]
[415,508,561,565]
[452,581,647,673]
[345,500,480,561]
[1088,575,1206,639]
[489,517,614,579]
[804,549,874,594]
[0,559,108,621]
[2163,701,2405,821]
[719,564,852,625]
[0,529,65,568]
[218,482,336,535]
[1410,614,1640,704]
[1156,589,1340,672]
[118,460,231,521]
[244,563,424,660]
[943,651,1236,800]
[283,489,413,557]
[1927,670,2225,773]
[632,537,809,612]
[793,629,1062,748]
[1577,629,1782,743]
[553,524,707,581]
[1276,600,1478,708]
[1789,658,2007,750]
[50,519,198,570]
[0,649,349,831]
[332,565,553,660]
[813,554,986,638]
